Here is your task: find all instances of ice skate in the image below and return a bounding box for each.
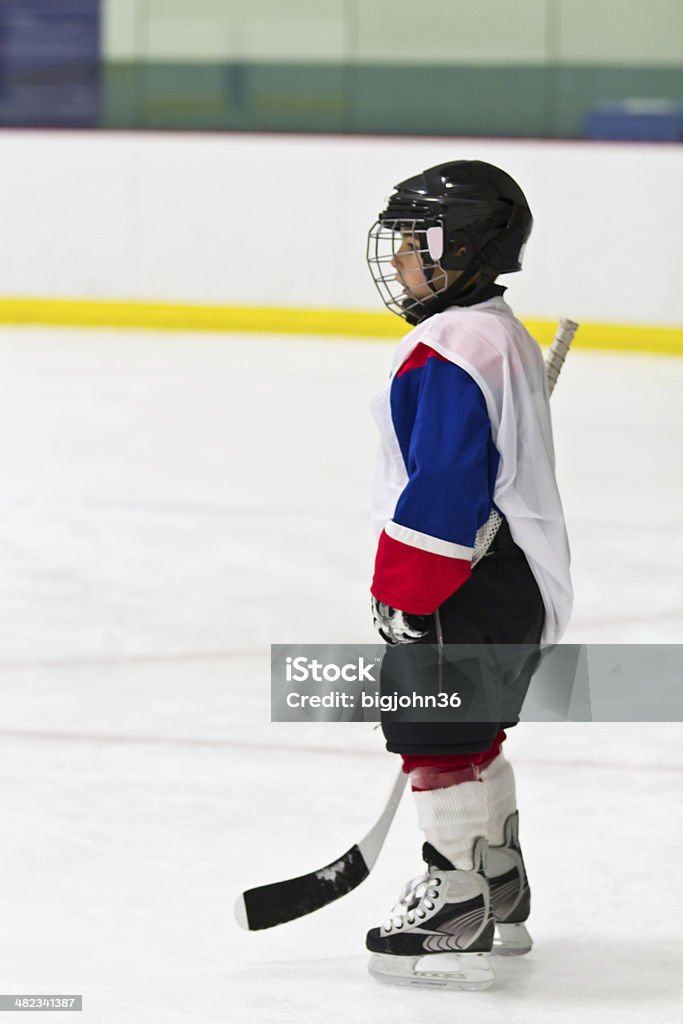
[366,837,494,990]
[487,811,533,955]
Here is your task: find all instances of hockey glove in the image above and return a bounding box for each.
[371,596,431,645]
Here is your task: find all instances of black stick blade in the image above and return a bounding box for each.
[235,843,369,930]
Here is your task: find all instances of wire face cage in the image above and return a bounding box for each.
[366,219,448,322]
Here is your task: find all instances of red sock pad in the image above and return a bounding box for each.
[402,730,506,790]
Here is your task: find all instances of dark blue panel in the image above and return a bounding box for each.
[0,0,100,127]
[585,100,683,141]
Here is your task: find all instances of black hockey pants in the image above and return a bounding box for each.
[380,519,545,756]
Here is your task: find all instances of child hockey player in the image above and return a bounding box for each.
[365,160,572,989]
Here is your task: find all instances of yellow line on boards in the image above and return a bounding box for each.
[0,298,403,338]
[523,319,683,356]
[0,298,681,356]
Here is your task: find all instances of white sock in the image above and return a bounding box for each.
[412,780,488,870]
[480,752,517,846]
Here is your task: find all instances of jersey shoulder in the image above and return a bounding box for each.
[422,298,544,374]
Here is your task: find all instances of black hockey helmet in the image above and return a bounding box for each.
[367,160,532,324]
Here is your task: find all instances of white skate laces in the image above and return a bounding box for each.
[385,871,442,931]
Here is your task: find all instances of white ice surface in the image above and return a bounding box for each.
[0,327,681,1023]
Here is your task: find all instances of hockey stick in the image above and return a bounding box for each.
[235,769,407,930]
[235,318,578,932]
[545,317,579,397]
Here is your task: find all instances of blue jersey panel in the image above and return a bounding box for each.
[389,355,499,547]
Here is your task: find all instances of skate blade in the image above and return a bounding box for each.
[492,922,533,956]
[368,952,494,991]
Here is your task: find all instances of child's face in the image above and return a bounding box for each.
[391,232,447,300]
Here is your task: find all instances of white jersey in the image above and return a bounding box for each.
[370,296,573,645]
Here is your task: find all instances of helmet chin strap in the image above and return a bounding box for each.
[402,264,506,326]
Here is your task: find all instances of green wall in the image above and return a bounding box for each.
[101,1,683,136]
